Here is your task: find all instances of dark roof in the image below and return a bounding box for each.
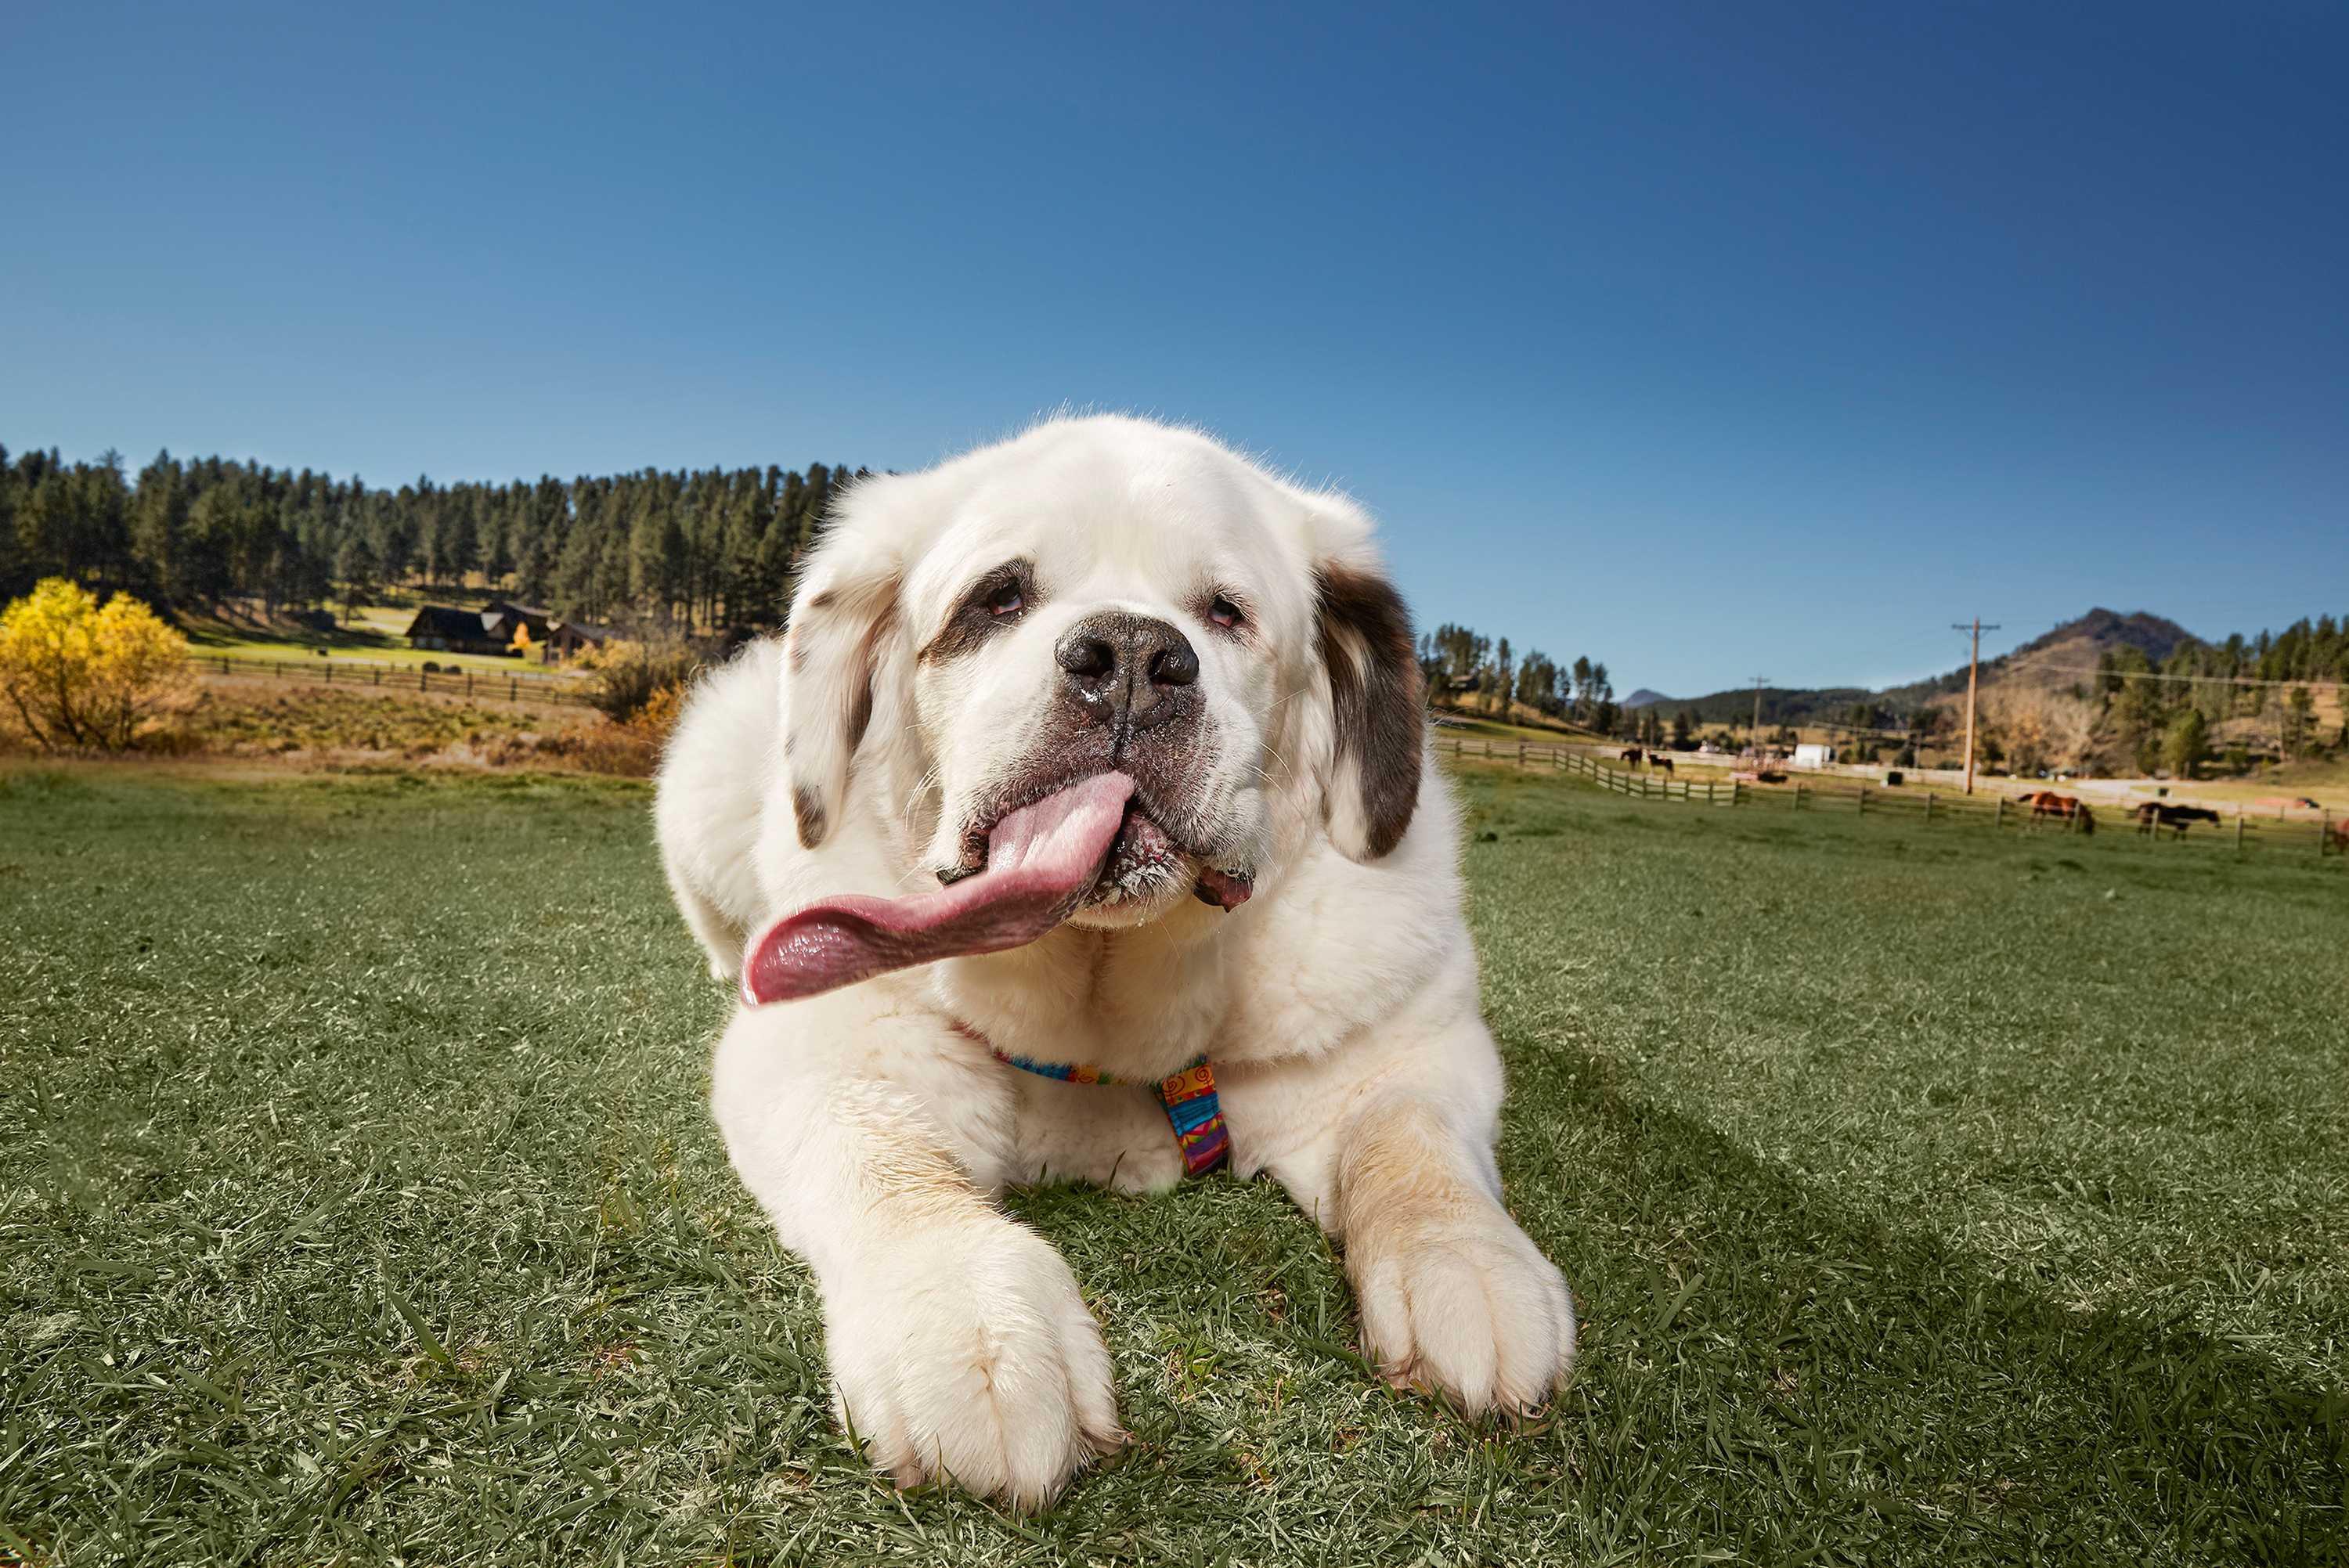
[550,618,613,643]
[482,606,551,637]
[405,606,491,640]
[484,600,554,620]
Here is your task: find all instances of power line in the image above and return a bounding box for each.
[1998,656,2344,693]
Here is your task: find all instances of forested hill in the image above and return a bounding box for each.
[1651,607,2344,730]
[0,442,868,631]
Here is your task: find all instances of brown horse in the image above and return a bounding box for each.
[2021,791,2095,834]
[1619,746,1644,766]
[1651,754,1674,775]
[2135,802,2221,838]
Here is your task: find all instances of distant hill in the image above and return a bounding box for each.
[1664,684,1878,728]
[1875,608,2197,709]
[1621,688,1672,709]
[1986,609,2196,684]
[1655,609,2202,729]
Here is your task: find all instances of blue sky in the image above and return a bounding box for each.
[5,2,2343,696]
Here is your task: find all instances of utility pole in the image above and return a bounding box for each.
[1951,618,2001,795]
[1749,676,1769,755]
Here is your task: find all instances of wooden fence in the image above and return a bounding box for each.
[1437,734,2346,863]
[196,652,597,708]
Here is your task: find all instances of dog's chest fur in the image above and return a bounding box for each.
[934,913,1243,1080]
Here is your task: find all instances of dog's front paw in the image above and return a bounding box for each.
[1353,1209,1575,1416]
[825,1219,1122,1509]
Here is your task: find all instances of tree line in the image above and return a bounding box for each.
[1419,623,1634,736]
[2096,626,2349,715]
[2091,635,2345,772]
[0,442,867,631]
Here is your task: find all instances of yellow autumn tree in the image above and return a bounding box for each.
[0,579,194,752]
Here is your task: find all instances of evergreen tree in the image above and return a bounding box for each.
[0,444,19,592]
[2282,687,2316,758]
[2163,708,2207,778]
[334,533,381,620]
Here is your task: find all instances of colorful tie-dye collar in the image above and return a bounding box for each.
[987,1047,1232,1177]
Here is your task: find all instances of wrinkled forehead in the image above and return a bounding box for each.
[901,443,1313,622]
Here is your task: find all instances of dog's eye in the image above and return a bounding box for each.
[1207,595,1243,630]
[986,582,1026,618]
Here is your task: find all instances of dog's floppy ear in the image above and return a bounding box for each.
[781,528,900,850]
[1315,555,1424,861]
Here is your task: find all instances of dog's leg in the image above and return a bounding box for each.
[1231,1019,1575,1417]
[710,997,1123,1509]
[1326,1090,1575,1413]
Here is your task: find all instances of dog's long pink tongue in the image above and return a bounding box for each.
[741,772,1135,1005]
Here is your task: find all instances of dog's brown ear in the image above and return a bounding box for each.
[781,530,900,850]
[1316,561,1424,860]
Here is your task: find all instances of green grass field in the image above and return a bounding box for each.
[4,762,2344,1565]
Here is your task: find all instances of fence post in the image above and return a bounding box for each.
[1994,796,2004,830]
[1925,791,1935,823]
[467,672,474,699]
[1857,784,1867,815]
[1795,782,1804,811]
[1517,741,1526,766]
[2235,808,2244,853]
[511,676,518,701]
[373,667,381,687]
[419,669,428,692]
[2322,810,2332,859]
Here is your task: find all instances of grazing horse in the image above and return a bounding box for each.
[2022,791,2095,834]
[1619,746,1644,766]
[1651,754,1675,775]
[2135,802,2221,838]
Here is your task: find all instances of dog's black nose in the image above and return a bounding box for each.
[1055,612,1197,734]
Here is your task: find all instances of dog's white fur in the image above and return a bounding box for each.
[656,415,1574,1508]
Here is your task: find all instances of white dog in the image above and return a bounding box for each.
[655,415,1574,1508]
